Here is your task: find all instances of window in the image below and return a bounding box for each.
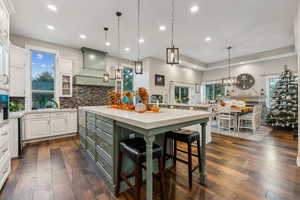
[175,86,190,104]
[123,67,133,92]
[266,76,279,108]
[205,83,225,101]
[31,50,56,109]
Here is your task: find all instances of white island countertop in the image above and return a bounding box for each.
[79,106,210,129]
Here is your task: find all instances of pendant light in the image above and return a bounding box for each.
[135,0,143,74]
[166,0,179,65]
[222,46,237,86]
[103,27,110,82]
[115,12,122,80]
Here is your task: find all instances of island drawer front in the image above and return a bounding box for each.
[87,122,96,133]
[96,120,113,135]
[96,128,113,145]
[96,161,112,183]
[87,112,96,124]
[97,139,113,157]
[96,145,113,166]
[79,136,86,149]
[86,137,96,157]
[79,126,86,138]
[78,110,86,127]
[96,115,113,125]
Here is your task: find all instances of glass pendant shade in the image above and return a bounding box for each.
[166,47,179,65]
[135,61,143,74]
[115,68,122,80]
[103,73,109,82]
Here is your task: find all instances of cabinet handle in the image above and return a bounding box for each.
[1,132,8,136]
[2,148,7,153]
[2,169,8,174]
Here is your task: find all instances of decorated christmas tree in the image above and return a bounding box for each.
[266,66,298,135]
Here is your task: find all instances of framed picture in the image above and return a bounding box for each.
[195,83,200,94]
[155,74,165,86]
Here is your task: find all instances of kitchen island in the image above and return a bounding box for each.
[78,106,210,200]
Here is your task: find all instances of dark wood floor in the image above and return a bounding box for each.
[1,130,299,200]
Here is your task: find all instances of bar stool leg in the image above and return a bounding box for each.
[116,150,123,196]
[135,164,142,200]
[173,139,177,168]
[187,143,193,189]
[196,139,202,175]
[163,135,168,169]
[158,156,165,200]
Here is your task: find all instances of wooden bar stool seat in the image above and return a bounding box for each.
[116,137,164,200]
[163,129,201,189]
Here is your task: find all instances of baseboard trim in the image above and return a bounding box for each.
[297,156,300,167]
[23,133,78,145]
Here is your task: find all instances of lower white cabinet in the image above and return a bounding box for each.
[25,117,50,140]
[0,124,10,190]
[24,110,77,141]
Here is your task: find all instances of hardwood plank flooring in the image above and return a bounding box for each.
[1,130,299,200]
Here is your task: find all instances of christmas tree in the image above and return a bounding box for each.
[266,66,298,135]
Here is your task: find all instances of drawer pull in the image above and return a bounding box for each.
[1,132,8,136]
[2,169,8,174]
[2,148,7,153]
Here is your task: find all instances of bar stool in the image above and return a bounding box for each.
[163,129,201,189]
[116,137,164,200]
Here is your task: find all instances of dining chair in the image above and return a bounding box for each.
[238,106,258,134]
[216,105,234,135]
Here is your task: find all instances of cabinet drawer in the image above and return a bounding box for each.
[0,141,8,162]
[87,137,96,158]
[96,145,113,166]
[78,110,86,127]
[87,112,96,123]
[0,127,8,144]
[26,113,50,119]
[50,112,67,118]
[79,126,86,138]
[96,128,113,145]
[96,119,113,135]
[96,115,113,125]
[96,139,113,158]
[96,161,112,183]
[79,136,86,149]
[0,154,10,182]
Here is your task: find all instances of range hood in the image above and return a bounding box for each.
[73,47,115,87]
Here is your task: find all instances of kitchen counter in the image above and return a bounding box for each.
[78,106,209,200]
[150,103,212,110]
[9,108,77,119]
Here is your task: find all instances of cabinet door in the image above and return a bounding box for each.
[50,117,68,136]
[59,59,72,74]
[25,118,50,140]
[68,112,77,133]
[10,66,25,96]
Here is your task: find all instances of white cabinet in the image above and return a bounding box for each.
[25,117,50,140]
[10,45,26,97]
[24,110,77,141]
[59,59,73,97]
[68,111,77,132]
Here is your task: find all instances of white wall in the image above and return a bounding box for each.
[202,56,298,95]
[140,57,203,103]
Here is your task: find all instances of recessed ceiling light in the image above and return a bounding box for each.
[47,4,57,12]
[46,25,55,30]
[139,38,144,43]
[190,5,199,13]
[124,47,130,52]
[205,37,212,43]
[240,62,245,65]
[159,25,166,31]
[105,42,110,46]
[89,54,95,60]
[80,34,87,39]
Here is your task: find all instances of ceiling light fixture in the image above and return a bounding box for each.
[80,34,87,39]
[46,25,55,30]
[47,4,57,12]
[222,46,237,86]
[166,0,179,65]
[205,37,212,43]
[115,12,123,80]
[103,27,110,82]
[190,5,199,13]
[135,0,143,74]
[139,38,144,43]
[159,25,166,31]
[124,47,130,52]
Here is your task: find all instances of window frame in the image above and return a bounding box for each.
[203,81,225,102]
[173,84,191,104]
[265,75,280,108]
[25,45,60,110]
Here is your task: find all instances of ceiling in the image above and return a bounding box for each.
[10,0,298,66]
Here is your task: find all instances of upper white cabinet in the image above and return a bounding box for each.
[10,45,27,96]
[0,0,10,46]
[59,58,73,97]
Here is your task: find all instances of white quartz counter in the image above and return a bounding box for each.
[9,108,77,119]
[79,106,210,130]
